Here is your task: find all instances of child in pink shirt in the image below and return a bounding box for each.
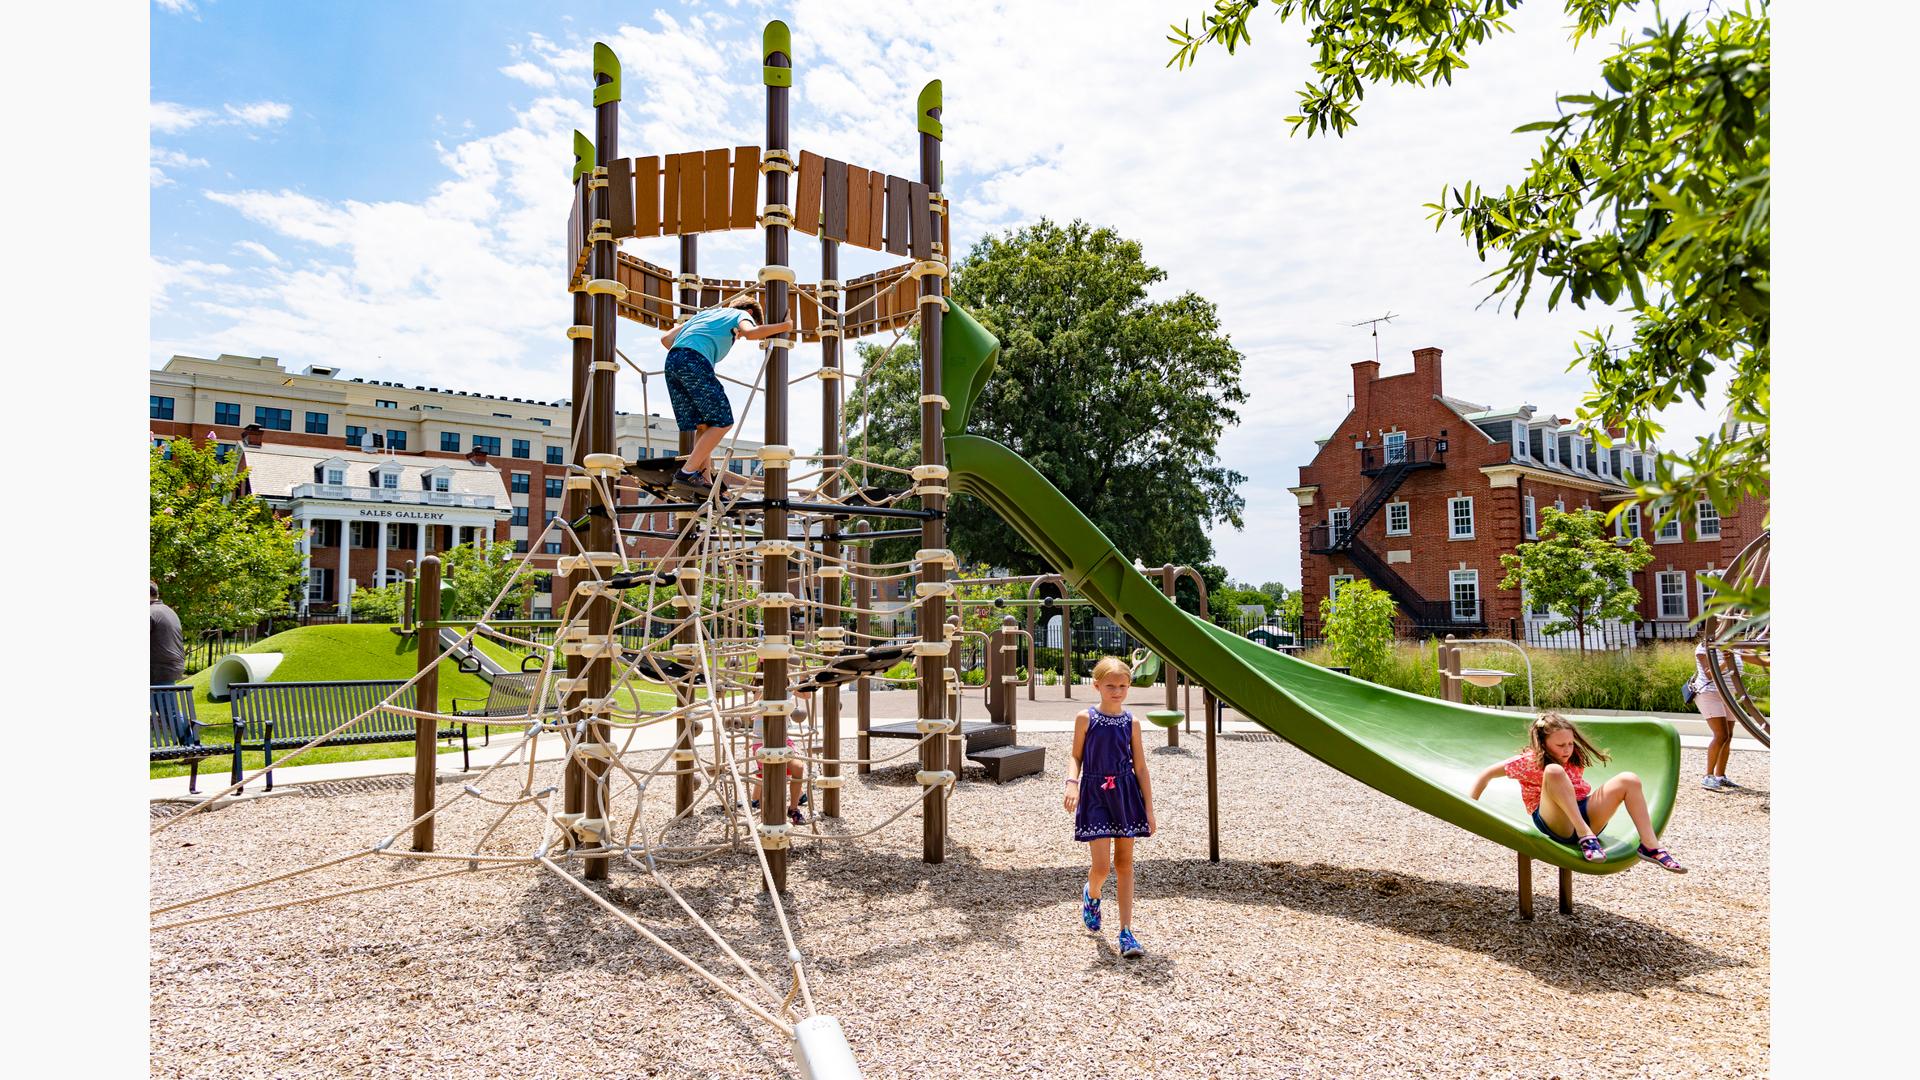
[1470,713,1684,871]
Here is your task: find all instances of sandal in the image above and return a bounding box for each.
[1578,836,1606,862]
[1637,845,1687,873]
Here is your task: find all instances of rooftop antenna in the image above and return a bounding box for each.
[1349,312,1398,364]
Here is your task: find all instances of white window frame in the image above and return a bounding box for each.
[1695,501,1721,540]
[1328,574,1355,610]
[1570,438,1586,473]
[1656,570,1688,620]
[1385,502,1410,536]
[1698,574,1716,618]
[324,467,345,486]
[1554,497,1566,514]
[1329,506,1351,544]
[307,568,329,602]
[1618,505,1641,540]
[1523,495,1538,539]
[1449,569,1480,623]
[1655,512,1682,543]
[1513,425,1529,460]
[1383,430,1407,464]
[1544,433,1559,466]
[433,475,451,493]
[1448,496,1475,540]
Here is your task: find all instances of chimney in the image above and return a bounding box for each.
[1351,360,1378,421]
[240,424,264,448]
[465,447,489,465]
[1412,347,1443,395]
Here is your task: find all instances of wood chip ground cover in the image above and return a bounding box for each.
[151,734,1768,1078]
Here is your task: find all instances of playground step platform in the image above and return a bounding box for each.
[867,720,1015,754]
[966,744,1045,783]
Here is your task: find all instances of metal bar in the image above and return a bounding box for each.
[916,80,950,864]
[761,27,793,892]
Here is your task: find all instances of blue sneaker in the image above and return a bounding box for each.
[1118,927,1144,959]
[1080,884,1101,932]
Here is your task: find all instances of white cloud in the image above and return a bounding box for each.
[150,146,208,185]
[151,101,212,133]
[500,62,556,88]
[155,0,196,14]
[158,2,1723,587]
[223,101,291,126]
[233,240,281,264]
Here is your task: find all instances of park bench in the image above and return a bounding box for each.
[453,672,564,744]
[150,684,232,795]
[229,680,465,792]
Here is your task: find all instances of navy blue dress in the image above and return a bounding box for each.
[1074,707,1150,841]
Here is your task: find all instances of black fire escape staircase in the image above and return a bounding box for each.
[1307,437,1480,627]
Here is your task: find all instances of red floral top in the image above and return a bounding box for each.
[1502,753,1589,813]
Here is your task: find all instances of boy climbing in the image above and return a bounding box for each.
[659,296,794,488]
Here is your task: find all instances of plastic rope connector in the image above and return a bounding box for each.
[916,769,956,787]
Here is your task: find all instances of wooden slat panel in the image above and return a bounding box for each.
[794,151,824,236]
[799,285,819,336]
[647,266,672,323]
[885,175,910,255]
[908,182,932,260]
[634,156,661,238]
[822,158,849,242]
[894,267,914,320]
[847,280,874,334]
[705,148,730,232]
[845,165,870,248]
[661,154,682,235]
[608,157,634,238]
[866,177,885,250]
[679,152,706,233]
[731,146,760,229]
[701,285,721,310]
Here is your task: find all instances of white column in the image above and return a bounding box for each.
[337,515,353,613]
[415,519,426,568]
[292,509,311,615]
[376,518,390,591]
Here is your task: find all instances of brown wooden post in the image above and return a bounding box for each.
[561,183,592,832]
[1558,867,1574,916]
[671,233,700,818]
[1442,634,1463,704]
[854,520,873,776]
[915,78,949,865]
[1160,564,1180,748]
[580,42,623,881]
[820,228,844,818]
[1204,686,1219,863]
[412,555,442,852]
[999,614,1020,734]
[1517,853,1534,921]
[760,22,794,890]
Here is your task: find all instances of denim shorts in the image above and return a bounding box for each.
[1531,797,1590,847]
[664,348,733,431]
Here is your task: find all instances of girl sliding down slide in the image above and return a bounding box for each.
[1470,713,1685,872]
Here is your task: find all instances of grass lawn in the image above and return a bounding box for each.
[150,624,688,781]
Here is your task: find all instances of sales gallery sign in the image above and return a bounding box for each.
[355,508,449,521]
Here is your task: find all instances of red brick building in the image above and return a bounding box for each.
[1289,348,1765,643]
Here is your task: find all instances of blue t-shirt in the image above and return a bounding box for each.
[673,307,753,366]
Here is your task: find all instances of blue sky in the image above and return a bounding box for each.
[150,0,1732,588]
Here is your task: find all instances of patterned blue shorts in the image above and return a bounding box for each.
[665,348,734,431]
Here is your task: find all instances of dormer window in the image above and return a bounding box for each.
[1513,425,1528,460]
[421,465,456,496]
[380,471,399,489]
[313,457,351,488]
[371,461,405,491]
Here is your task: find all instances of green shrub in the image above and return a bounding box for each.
[1301,640,1725,713]
[882,660,917,690]
[1043,669,1058,686]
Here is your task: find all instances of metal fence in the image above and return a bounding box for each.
[181,626,262,675]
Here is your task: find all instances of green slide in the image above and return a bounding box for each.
[939,305,1677,874]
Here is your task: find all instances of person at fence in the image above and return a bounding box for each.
[150,582,195,745]
[1687,638,1761,791]
[1469,713,1685,872]
[748,688,810,826]
[1064,656,1156,959]
[657,297,794,489]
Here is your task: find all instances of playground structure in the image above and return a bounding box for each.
[149,22,1690,1078]
[1704,529,1771,745]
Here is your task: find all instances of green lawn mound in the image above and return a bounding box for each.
[181,623,495,728]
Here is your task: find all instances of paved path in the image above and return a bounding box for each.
[150,682,1763,804]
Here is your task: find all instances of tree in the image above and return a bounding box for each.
[438,540,543,619]
[1170,1,1769,625]
[1208,583,1269,623]
[1498,506,1651,652]
[150,437,304,636]
[1319,579,1396,680]
[848,219,1248,575]
[1257,580,1290,610]
[1279,590,1304,633]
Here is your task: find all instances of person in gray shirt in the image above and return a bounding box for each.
[151,581,186,685]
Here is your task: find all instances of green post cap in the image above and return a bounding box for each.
[592,42,621,105]
[763,21,792,87]
[917,80,943,139]
[571,130,593,181]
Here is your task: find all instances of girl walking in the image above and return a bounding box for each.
[1063,656,1157,958]
[1469,713,1685,872]
[1689,636,1764,791]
